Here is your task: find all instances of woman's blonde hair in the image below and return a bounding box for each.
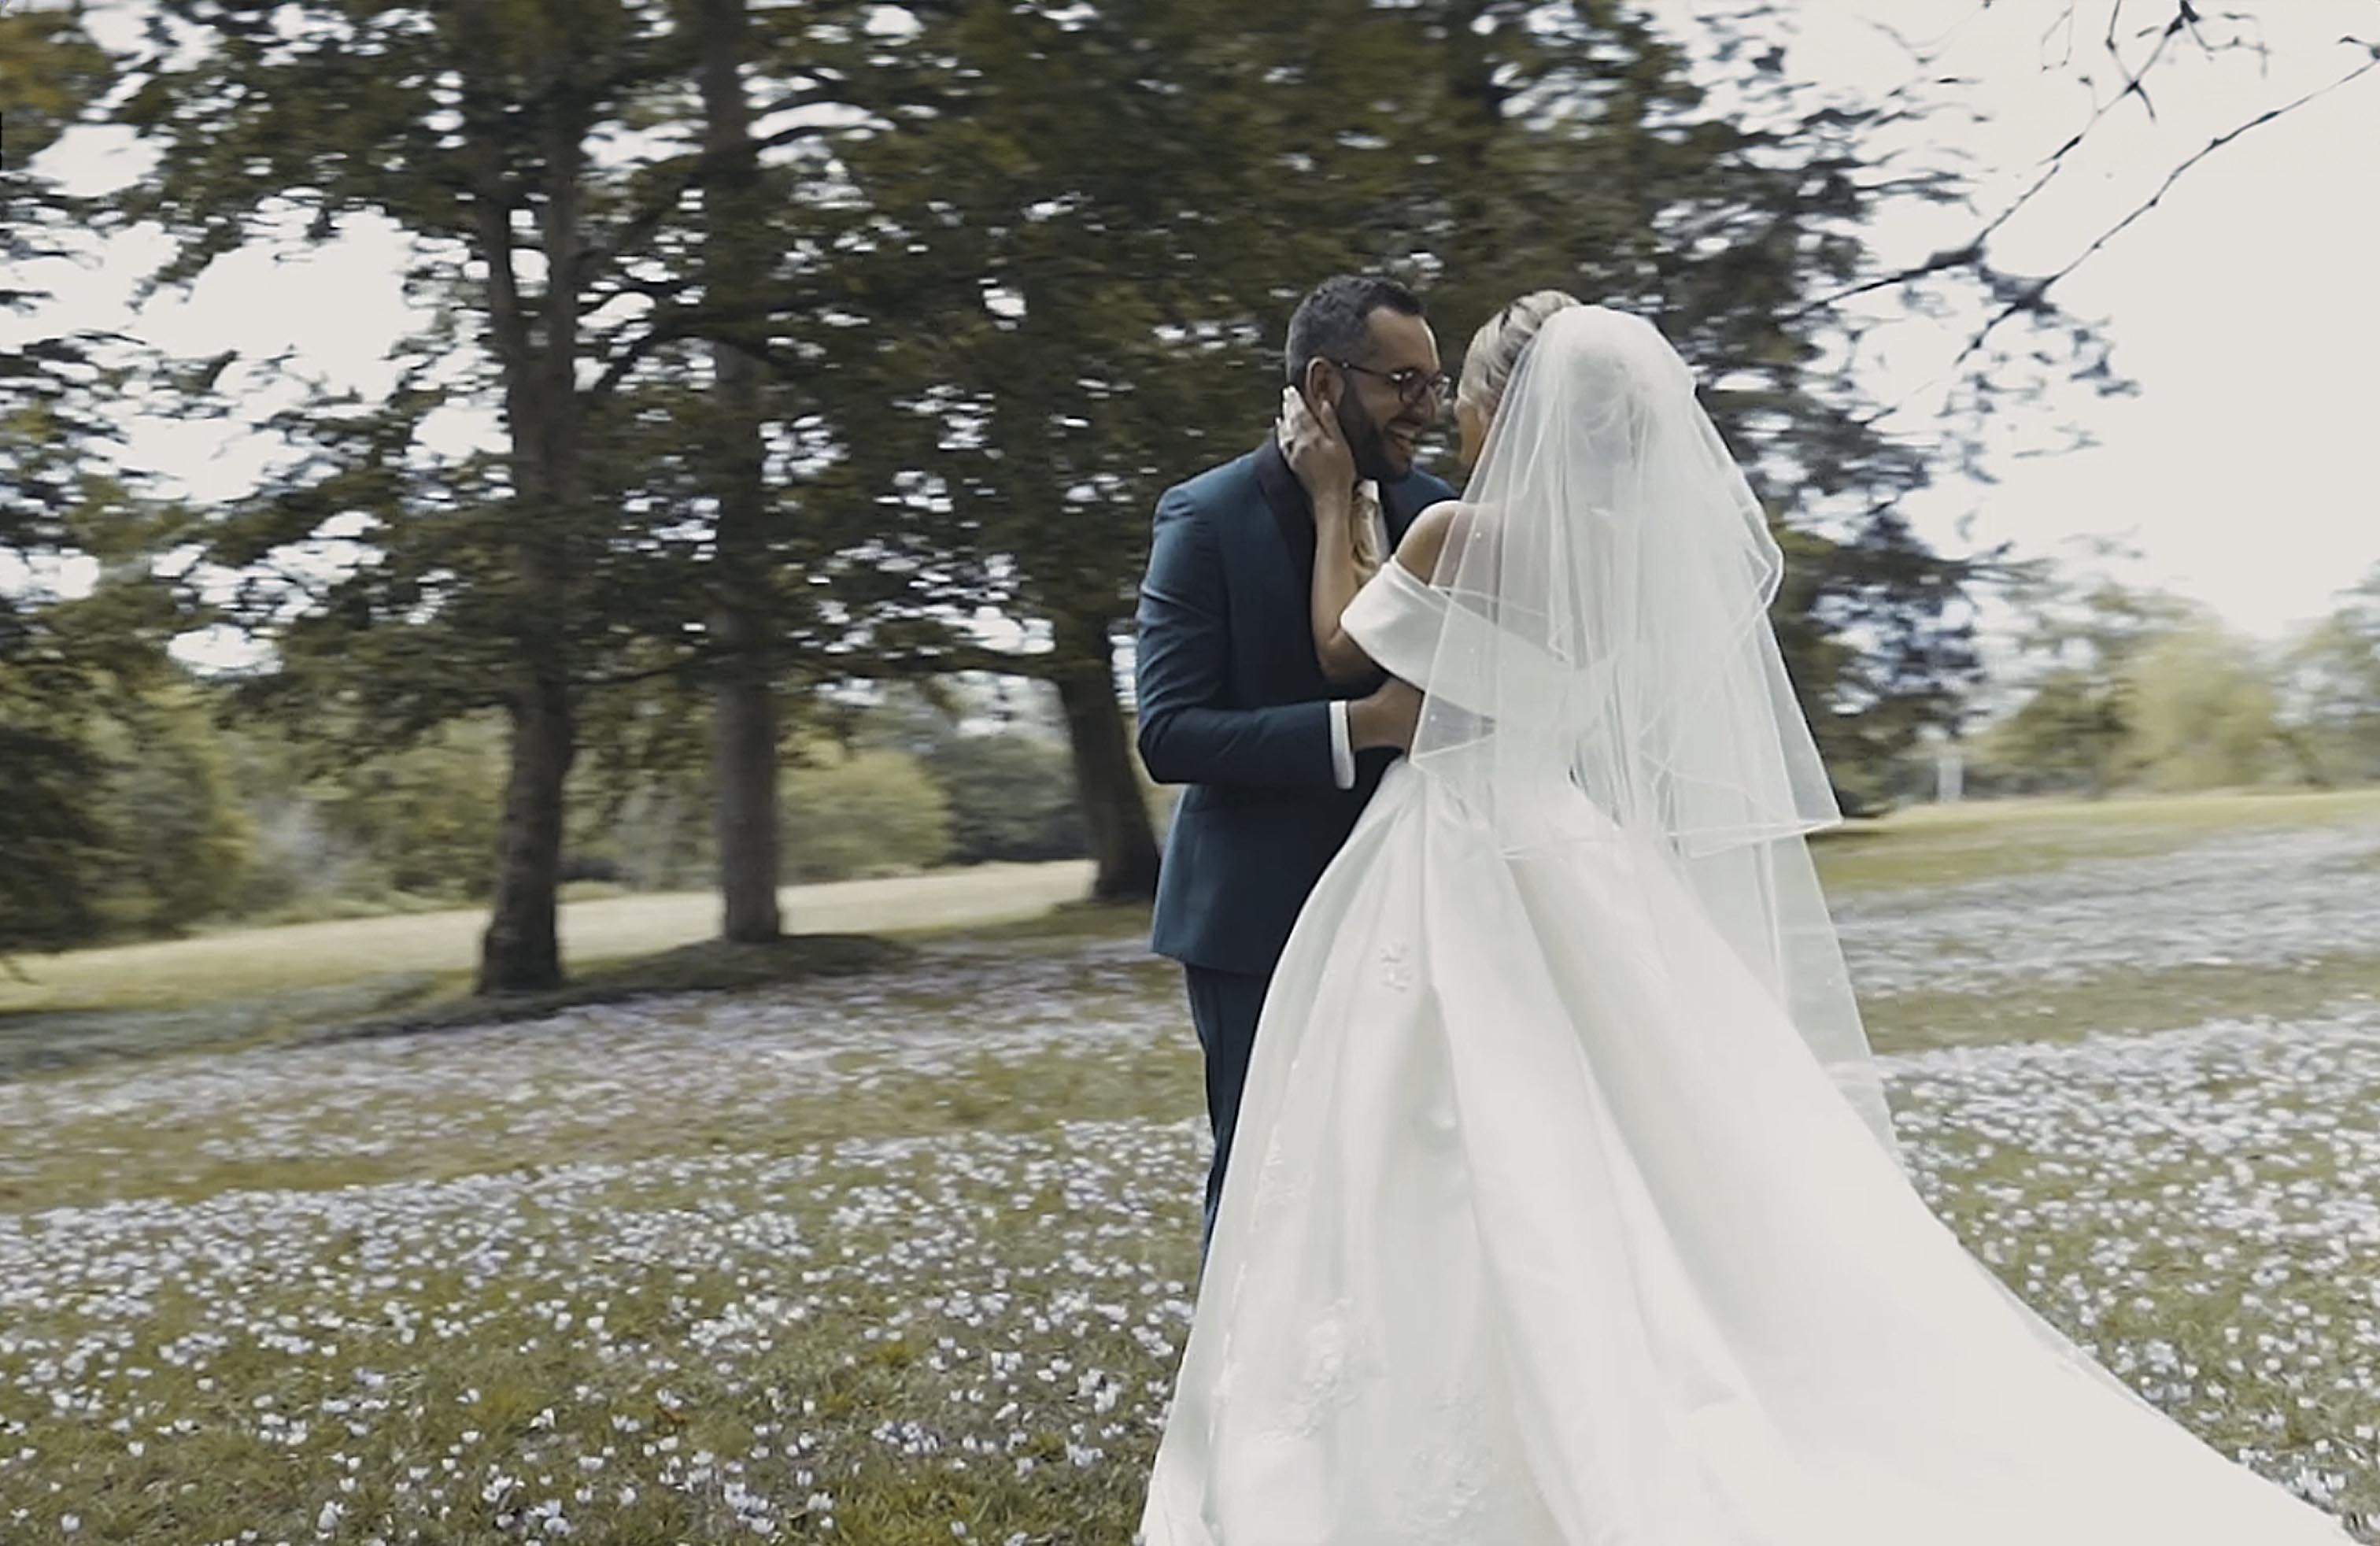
[1458,289,1587,417]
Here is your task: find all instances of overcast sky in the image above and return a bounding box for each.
[1754,0,2380,636]
[11,0,2378,650]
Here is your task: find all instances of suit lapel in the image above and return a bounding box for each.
[1254,438,1312,572]
[1260,436,1439,557]
[1247,438,1443,690]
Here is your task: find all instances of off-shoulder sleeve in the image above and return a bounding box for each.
[1343,561,1596,723]
[1341,561,1445,687]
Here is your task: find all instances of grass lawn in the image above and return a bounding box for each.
[0,861,1096,1018]
[1813,785,2380,893]
[2,791,2377,1543]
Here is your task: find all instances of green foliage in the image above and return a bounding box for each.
[2124,626,2282,792]
[1974,544,2197,796]
[213,713,512,915]
[0,5,165,954]
[85,690,255,936]
[844,687,1090,866]
[0,720,109,952]
[781,748,955,883]
[831,0,2015,810]
[593,782,717,894]
[112,0,926,730]
[929,734,1090,867]
[1772,514,1977,812]
[103,0,963,980]
[59,0,2153,936]
[2277,564,2380,787]
[315,719,511,900]
[1979,668,2137,797]
[1973,546,2340,797]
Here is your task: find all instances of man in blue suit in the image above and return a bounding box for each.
[1134,275,1460,1254]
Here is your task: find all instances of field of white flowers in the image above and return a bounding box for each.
[3,803,2376,1544]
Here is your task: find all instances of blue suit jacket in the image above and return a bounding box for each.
[1135,439,1458,977]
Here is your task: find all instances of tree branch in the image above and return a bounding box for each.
[1796,2,2224,321]
[1798,9,2380,417]
[575,111,859,292]
[582,290,835,404]
[1934,41,2380,383]
[827,642,1059,682]
[571,654,712,691]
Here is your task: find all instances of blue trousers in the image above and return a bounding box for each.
[1184,965,1271,1263]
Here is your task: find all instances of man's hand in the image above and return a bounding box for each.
[1278,386,1355,515]
[1347,677,1424,755]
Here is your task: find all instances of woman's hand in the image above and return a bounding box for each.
[1278,386,1355,520]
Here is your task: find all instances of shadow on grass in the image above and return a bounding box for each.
[0,973,450,1082]
[307,933,920,1045]
[909,897,1151,951]
[0,934,926,1080]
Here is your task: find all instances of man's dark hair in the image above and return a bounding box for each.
[1284,274,1425,386]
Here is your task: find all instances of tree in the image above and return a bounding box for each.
[2124,623,2281,792]
[779,746,952,882]
[2276,564,2380,786]
[0,4,164,953]
[1837,1,2379,412]
[88,686,256,934]
[1974,541,2245,795]
[1401,2,2012,808]
[0,709,113,953]
[831,0,1428,902]
[687,0,782,941]
[310,717,512,901]
[845,0,2006,831]
[930,734,1090,866]
[843,688,1091,866]
[1980,668,2135,797]
[108,0,648,986]
[108,0,916,988]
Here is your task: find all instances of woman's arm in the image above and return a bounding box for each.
[1310,494,1377,684]
[1310,495,1466,682]
[1279,388,1382,684]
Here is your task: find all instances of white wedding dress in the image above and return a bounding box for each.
[1140,311,2353,1546]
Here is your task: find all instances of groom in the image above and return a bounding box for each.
[1134,274,1458,1255]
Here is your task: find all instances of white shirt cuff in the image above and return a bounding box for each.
[1329,699,1357,790]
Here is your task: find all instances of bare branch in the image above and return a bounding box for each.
[1798,15,2379,338]
[1942,42,2380,378]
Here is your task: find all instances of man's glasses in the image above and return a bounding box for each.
[1333,359,1451,409]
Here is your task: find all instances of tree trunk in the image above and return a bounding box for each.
[712,645,782,939]
[468,24,587,993]
[694,0,782,941]
[479,673,575,992]
[1051,614,1160,903]
[2273,725,2335,790]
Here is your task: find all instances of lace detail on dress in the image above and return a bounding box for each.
[1249,1126,1307,1213]
[1281,1297,1380,1438]
[1386,1378,1527,1541]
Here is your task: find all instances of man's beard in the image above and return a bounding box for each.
[1336,393,1402,485]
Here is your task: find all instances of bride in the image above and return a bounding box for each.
[1137,294,2353,1544]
